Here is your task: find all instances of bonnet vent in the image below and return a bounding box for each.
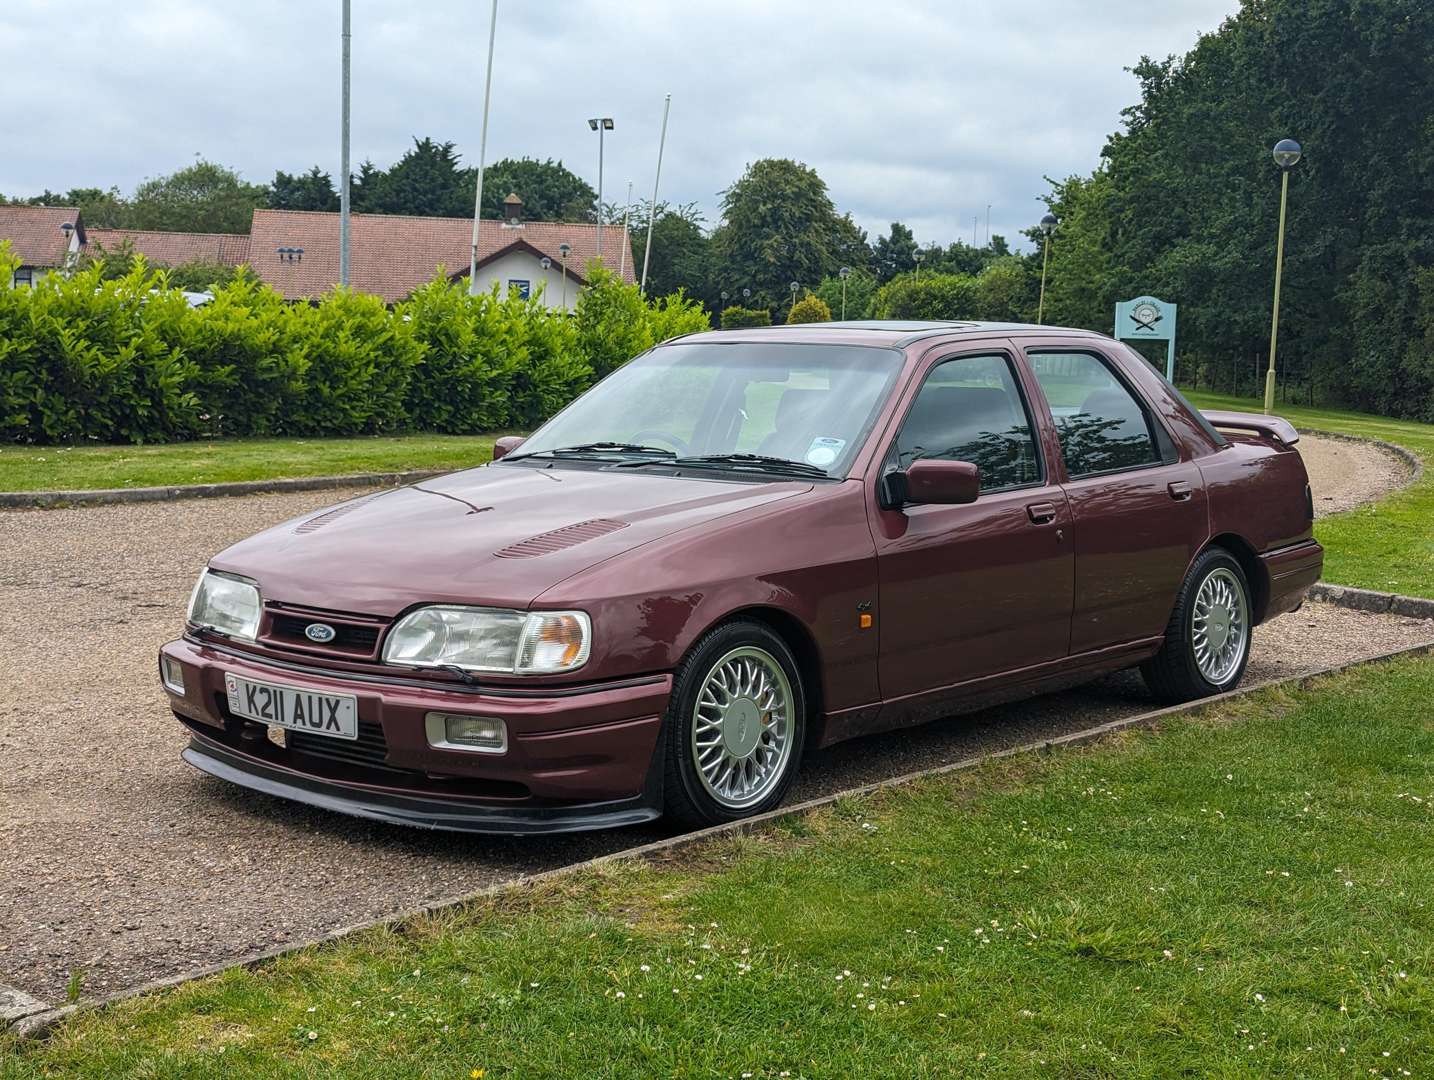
[294,498,372,534]
[494,518,628,558]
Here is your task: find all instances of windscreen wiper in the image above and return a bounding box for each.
[667,453,830,478]
[504,442,677,462]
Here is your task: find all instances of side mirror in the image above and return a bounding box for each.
[896,459,981,506]
[492,435,525,462]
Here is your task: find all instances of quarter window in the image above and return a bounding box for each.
[1029,352,1161,477]
[895,354,1041,491]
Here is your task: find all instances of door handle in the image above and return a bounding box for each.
[1026,501,1057,524]
[1167,481,1193,501]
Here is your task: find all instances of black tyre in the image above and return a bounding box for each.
[662,620,807,829]
[1141,547,1253,704]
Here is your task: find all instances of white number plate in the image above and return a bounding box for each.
[224,673,358,740]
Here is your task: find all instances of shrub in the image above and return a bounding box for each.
[283,288,419,435]
[185,270,303,435]
[787,292,832,324]
[873,272,981,320]
[719,305,772,329]
[0,244,704,445]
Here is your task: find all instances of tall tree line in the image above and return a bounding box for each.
[1040,0,1434,419]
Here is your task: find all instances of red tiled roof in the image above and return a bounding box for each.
[0,205,83,267]
[85,228,251,268]
[248,209,633,302]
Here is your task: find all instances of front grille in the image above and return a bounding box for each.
[269,614,381,652]
[289,719,401,774]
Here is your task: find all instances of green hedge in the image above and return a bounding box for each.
[0,247,709,443]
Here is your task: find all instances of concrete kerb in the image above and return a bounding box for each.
[0,470,449,510]
[9,637,1434,1042]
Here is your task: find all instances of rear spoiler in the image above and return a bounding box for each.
[1201,410,1300,447]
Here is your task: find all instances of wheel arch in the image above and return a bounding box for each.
[1203,533,1270,623]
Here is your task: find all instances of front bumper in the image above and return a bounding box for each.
[161,635,671,835]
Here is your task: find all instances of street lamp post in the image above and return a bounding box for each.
[838,266,851,319]
[587,117,614,263]
[1264,138,1302,414]
[789,281,800,315]
[1036,213,1057,324]
[559,242,571,309]
[914,251,923,279]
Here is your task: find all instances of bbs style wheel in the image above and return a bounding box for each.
[1141,547,1253,704]
[662,620,806,828]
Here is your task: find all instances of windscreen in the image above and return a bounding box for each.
[512,342,904,478]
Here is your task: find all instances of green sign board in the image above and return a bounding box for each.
[1114,295,1177,380]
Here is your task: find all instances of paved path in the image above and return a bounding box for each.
[1,453,1428,1003]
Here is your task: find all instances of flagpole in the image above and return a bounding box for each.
[339,0,351,286]
[618,179,633,279]
[468,0,499,295]
[639,93,670,296]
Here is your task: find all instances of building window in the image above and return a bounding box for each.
[508,279,531,300]
[12,267,33,288]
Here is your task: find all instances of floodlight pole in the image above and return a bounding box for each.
[339,0,351,287]
[639,93,670,295]
[468,0,499,296]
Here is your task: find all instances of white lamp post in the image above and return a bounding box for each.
[587,117,614,263]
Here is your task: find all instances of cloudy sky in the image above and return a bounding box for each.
[3,0,1236,249]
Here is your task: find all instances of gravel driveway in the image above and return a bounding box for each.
[2,441,1429,1005]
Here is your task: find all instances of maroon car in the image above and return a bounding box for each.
[160,322,1321,834]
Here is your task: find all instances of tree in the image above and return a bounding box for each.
[480,158,596,221]
[359,137,471,218]
[872,222,918,282]
[708,159,863,313]
[127,159,266,234]
[627,202,709,298]
[267,166,339,212]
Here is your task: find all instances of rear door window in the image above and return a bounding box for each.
[1028,352,1163,477]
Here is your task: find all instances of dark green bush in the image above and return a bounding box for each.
[873,272,981,321]
[0,241,707,445]
[719,305,772,329]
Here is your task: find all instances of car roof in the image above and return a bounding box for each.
[664,320,1114,349]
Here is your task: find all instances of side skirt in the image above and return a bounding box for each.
[817,636,1164,747]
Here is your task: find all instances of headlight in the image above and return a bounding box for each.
[187,570,262,641]
[382,606,591,674]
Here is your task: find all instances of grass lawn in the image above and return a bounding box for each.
[6,654,1434,1078]
[1186,390,1434,599]
[0,435,503,492]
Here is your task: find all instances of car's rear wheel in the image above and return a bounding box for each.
[1141,547,1253,703]
[662,620,806,828]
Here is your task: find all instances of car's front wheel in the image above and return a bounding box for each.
[662,620,806,828]
[1141,547,1253,703]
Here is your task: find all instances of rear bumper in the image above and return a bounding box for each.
[1260,538,1324,620]
[161,635,671,834]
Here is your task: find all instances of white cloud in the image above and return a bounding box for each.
[2,0,1235,250]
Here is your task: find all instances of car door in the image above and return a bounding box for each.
[1023,344,1208,654]
[872,349,1074,702]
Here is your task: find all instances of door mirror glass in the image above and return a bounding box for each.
[492,435,525,461]
[904,459,981,505]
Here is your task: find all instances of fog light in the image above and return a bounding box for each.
[425,712,507,754]
[160,655,186,695]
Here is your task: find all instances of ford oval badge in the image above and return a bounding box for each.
[305,623,337,643]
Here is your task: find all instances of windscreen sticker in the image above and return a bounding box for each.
[805,436,846,467]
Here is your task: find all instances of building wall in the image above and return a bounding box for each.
[476,249,580,312]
